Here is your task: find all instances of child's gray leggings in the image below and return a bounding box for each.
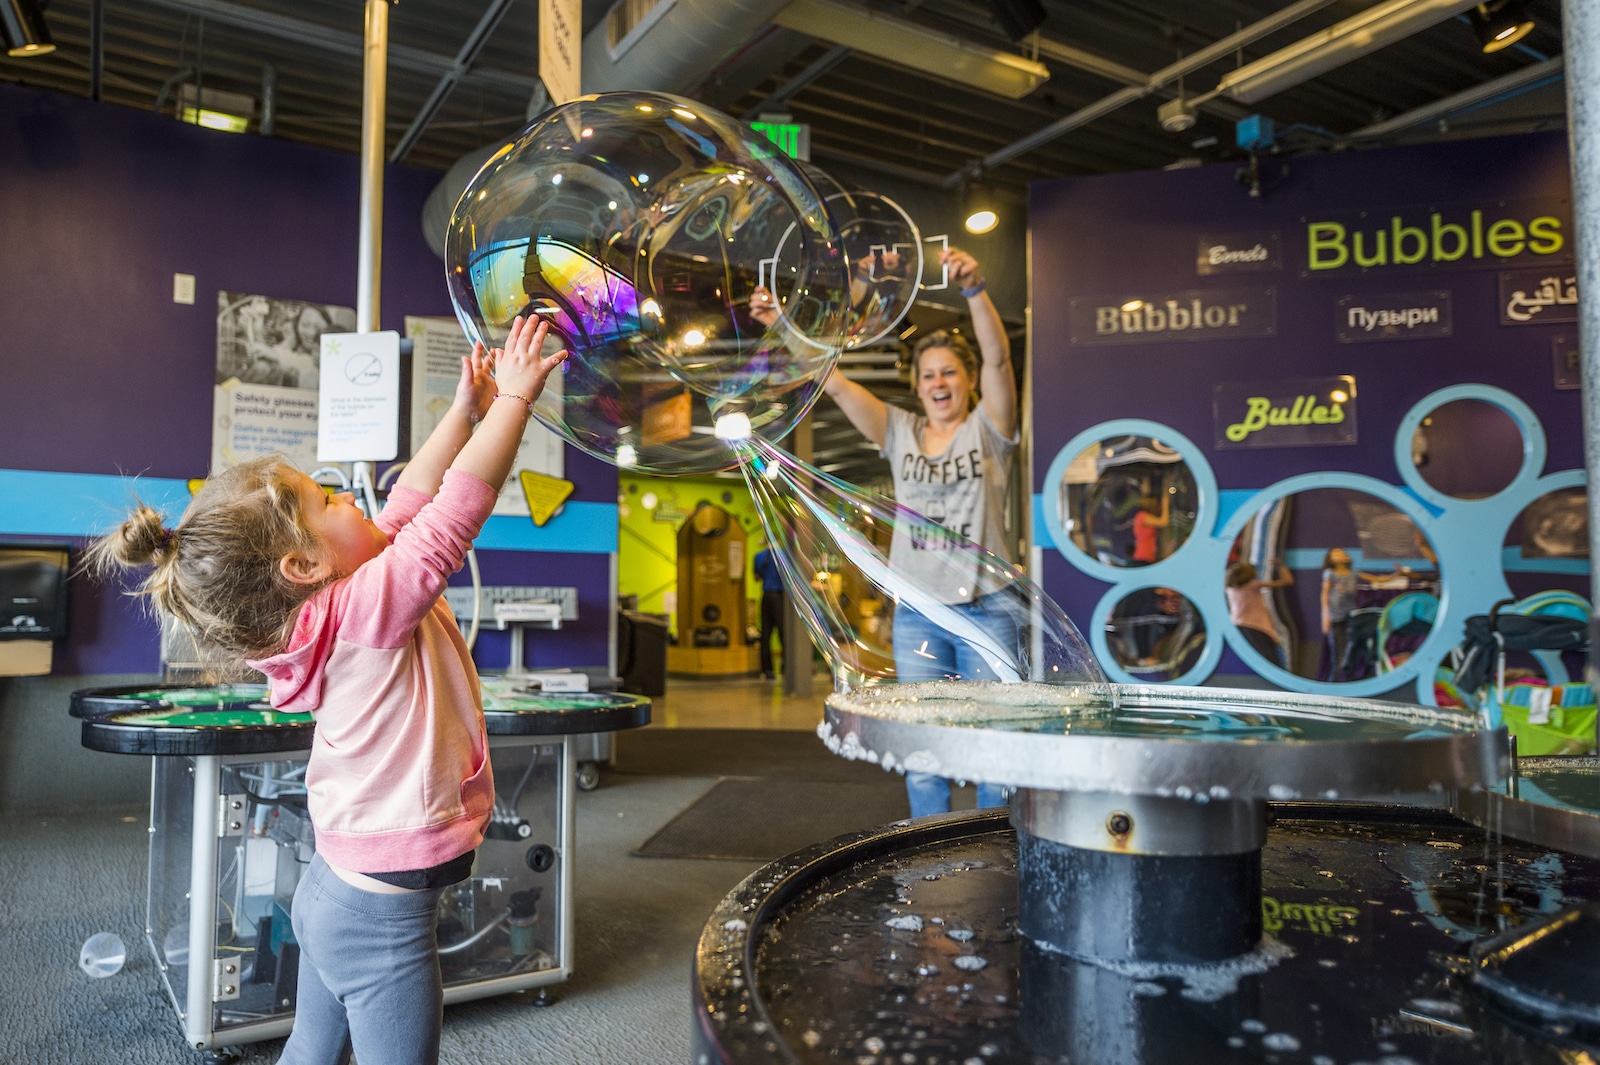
[276,853,446,1065]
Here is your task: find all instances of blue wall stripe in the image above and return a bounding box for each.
[1031,494,1053,549]
[0,469,194,537]
[477,504,618,553]
[1,468,617,553]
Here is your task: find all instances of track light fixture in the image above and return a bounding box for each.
[1468,0,1536,54]
[963,183,999,235]
[1,0,54,57]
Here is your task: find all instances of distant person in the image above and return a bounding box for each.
[755,247,1018,818]
[1321,547,1390,681]
[1226,560,1293,667]
[1130,491,1171,564]
[752,543,784,680]
[89,316,567,1065]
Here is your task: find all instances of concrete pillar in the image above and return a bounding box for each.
[1564,0,1600,681]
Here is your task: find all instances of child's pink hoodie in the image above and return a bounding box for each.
[249,470,497,874]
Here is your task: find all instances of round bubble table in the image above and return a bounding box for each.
[74,682,648,1058]
[687,684,1600,1063]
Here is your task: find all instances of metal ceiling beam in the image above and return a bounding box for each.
[1031,35,1254,123]
[389,0,515,163]
[141,0,536,94]
[742,43,851,120]
[1343,54,1565,140]
[942,0,1343,185]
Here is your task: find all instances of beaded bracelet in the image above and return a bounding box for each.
[495,391,534,411]
[959,278,987,298]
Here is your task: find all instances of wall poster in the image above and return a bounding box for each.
[406,316,565,516]
[212,293,355,472]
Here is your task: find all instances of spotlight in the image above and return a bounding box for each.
[963,184,999,235]
[2,0,54,57]
[1469,0,1535,54]
[1158,97,1198,134]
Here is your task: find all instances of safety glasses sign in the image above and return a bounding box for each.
[1214,376,1357,450]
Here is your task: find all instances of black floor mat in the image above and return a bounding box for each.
[633,776,910,861]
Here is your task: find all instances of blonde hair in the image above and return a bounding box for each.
[83,456,327,677]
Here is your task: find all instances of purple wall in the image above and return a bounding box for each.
[1030,132,1583,675]
[0,83,616,675]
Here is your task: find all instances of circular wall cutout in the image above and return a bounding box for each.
[1228,489,1440,683]
[1056,435,1197,568]
[1105,587,1207,682]
[1411,398,1524,500]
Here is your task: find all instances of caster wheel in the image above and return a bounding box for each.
[201,1049,240,1064]
[530,987,558,1007]
[576,761,601,791]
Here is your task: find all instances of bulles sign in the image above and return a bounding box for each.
[1214,376,1358,450]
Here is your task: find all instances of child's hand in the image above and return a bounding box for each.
[494,315,569,405]
[453,342,497,423]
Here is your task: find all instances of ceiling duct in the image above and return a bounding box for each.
[583,0,796,94]
[772,0,1050,99]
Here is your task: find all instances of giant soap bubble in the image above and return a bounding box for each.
[446,92,852,474]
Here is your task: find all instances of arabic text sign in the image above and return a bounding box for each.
[1499,270,1578,325]
[317,331,400,462]
[1335,291,1452,343]
[1214,376,1357,450]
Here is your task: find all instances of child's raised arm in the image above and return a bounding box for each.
[453,315,568,490]
[396,341,497,498]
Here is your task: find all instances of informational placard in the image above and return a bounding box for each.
[519,470,575,526]
[213,292,355,472]
[1335,291,1452,343]
[1213,375,1357,450]
[317,331,400,462]
[1500,269,1578,325]
[1068,288,1276,345]
[405,316,565,516]
[539,0,581,105]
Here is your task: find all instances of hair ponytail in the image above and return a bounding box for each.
[84,457,326,678]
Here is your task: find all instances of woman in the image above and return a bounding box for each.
[762,248,1018,817]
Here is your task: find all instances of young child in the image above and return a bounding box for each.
[1226,560,1293,667]
[88,316,566,1065]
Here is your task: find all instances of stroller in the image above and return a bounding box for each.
[1450,593,1591,746]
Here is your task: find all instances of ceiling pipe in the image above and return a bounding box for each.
[1213,0,1484,105]
[389,0,516,163]
[1343,54,1565,140]
[357,0,388,334]
[742,43,851,120]
[943,0,1342,185]
[143,0,535,94]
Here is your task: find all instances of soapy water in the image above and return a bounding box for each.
[825,680,1483,742]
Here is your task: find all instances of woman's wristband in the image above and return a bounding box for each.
[959,278,987,298]
[494,391,534,412]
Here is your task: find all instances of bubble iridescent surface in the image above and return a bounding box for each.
[800,165,924,350]
[445,92,852,473]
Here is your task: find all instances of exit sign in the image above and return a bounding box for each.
[750,120,810,161]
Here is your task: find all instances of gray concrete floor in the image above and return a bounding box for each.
[0,743,815,1065]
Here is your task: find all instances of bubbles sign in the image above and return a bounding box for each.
[446,92,852,474]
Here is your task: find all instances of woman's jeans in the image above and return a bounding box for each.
[277,853,447,1065]
[893,596,1015,818]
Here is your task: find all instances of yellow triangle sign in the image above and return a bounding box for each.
[187,478,207,497]
[518,470,575,527]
